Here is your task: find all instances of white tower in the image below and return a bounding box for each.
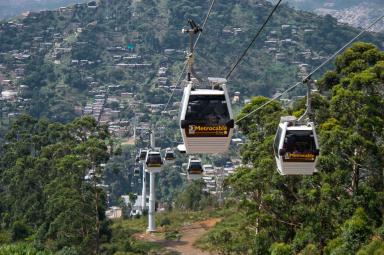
[141,161,146,211]
[146,126,161,232]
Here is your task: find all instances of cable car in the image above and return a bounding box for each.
[87,1,98,8]
[145,150,163,172]
[187,157,203,180]
[180,78,234,154]
[139,149,148,162]
[177,144,186,154]
[164,148,176,162]
[273,116,320,175]
[133,167,140,177]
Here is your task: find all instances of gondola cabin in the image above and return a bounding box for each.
[145,150,163,172]
[180,78,234,154]
[177,144,186,154]
[187,157,203,180]
[164,148,175,162]
[274,116,320,175]
[139,149,148,162]
[87,1,98,8]
[133,167,140,177]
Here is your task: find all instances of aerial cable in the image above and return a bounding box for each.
[163,61,188,112]
[306,13,384,79]
[163,0,216,112]
[193,0,216,51]
[225,0,283,80]
[235,13,384,124]
[297,78,314,123]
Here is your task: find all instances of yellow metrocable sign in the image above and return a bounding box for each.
[283,153,316,162]
[187,124,229,137]
[147,163,162,167]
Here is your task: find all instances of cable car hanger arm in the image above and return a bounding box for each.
[297,77,314,123]
[162,0,216,112]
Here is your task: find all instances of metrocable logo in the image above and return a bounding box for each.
[189,125,228,134]
[288,153,315,158]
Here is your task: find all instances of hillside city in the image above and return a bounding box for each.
[0,0,383,254]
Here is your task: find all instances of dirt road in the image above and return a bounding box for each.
[136,218,220,255]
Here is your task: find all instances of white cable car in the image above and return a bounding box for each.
[187,157,203,180]
[164,148,176,162]
[133,167,140,177]
[139,149,148,162]
[87,1,98,8]
[145,150,163,172]
[180,78,234,154]
[274,116,320,175]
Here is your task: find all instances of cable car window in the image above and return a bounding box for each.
[283,131,316,153]
[165,152,174,159]
[140,150,147,160]
[274,127,282,156]
[147,154,162,164]
[190,162,202,170]
[186,95,229,124]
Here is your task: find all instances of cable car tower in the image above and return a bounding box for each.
[138,148,148,211]
[145,126,163,232]
[179,19,234,154]
[273,78,320,175]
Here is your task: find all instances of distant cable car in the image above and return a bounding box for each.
[177,144,186,154]
[180,78,234,154]
[87,1,98,8]
[133,167,140,177]
[164,148,175,162]
[139,149,148,162]
[145,150,163,172]
[274,116,320,175]
[187,157,203,180]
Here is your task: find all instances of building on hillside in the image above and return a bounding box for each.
[106,206,122,219]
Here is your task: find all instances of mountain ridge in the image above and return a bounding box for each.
[0,0,87,20]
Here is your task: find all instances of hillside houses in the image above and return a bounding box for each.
[263,23,328,75]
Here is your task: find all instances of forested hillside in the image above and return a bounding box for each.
[0,116,113,253]
[0,0,383,123]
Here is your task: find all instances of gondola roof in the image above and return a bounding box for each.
[190,89,224,95]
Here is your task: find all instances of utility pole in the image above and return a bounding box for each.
[147,126,156,232]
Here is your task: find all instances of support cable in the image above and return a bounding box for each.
[235,13,384,124]
[163,0,216,112]
[225,0,283,80]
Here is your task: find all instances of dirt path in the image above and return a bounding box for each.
[121,136,135,145]
[135,218,220,255]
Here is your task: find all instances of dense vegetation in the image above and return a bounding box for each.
[197,42,384,254]
[0,116,112,254]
